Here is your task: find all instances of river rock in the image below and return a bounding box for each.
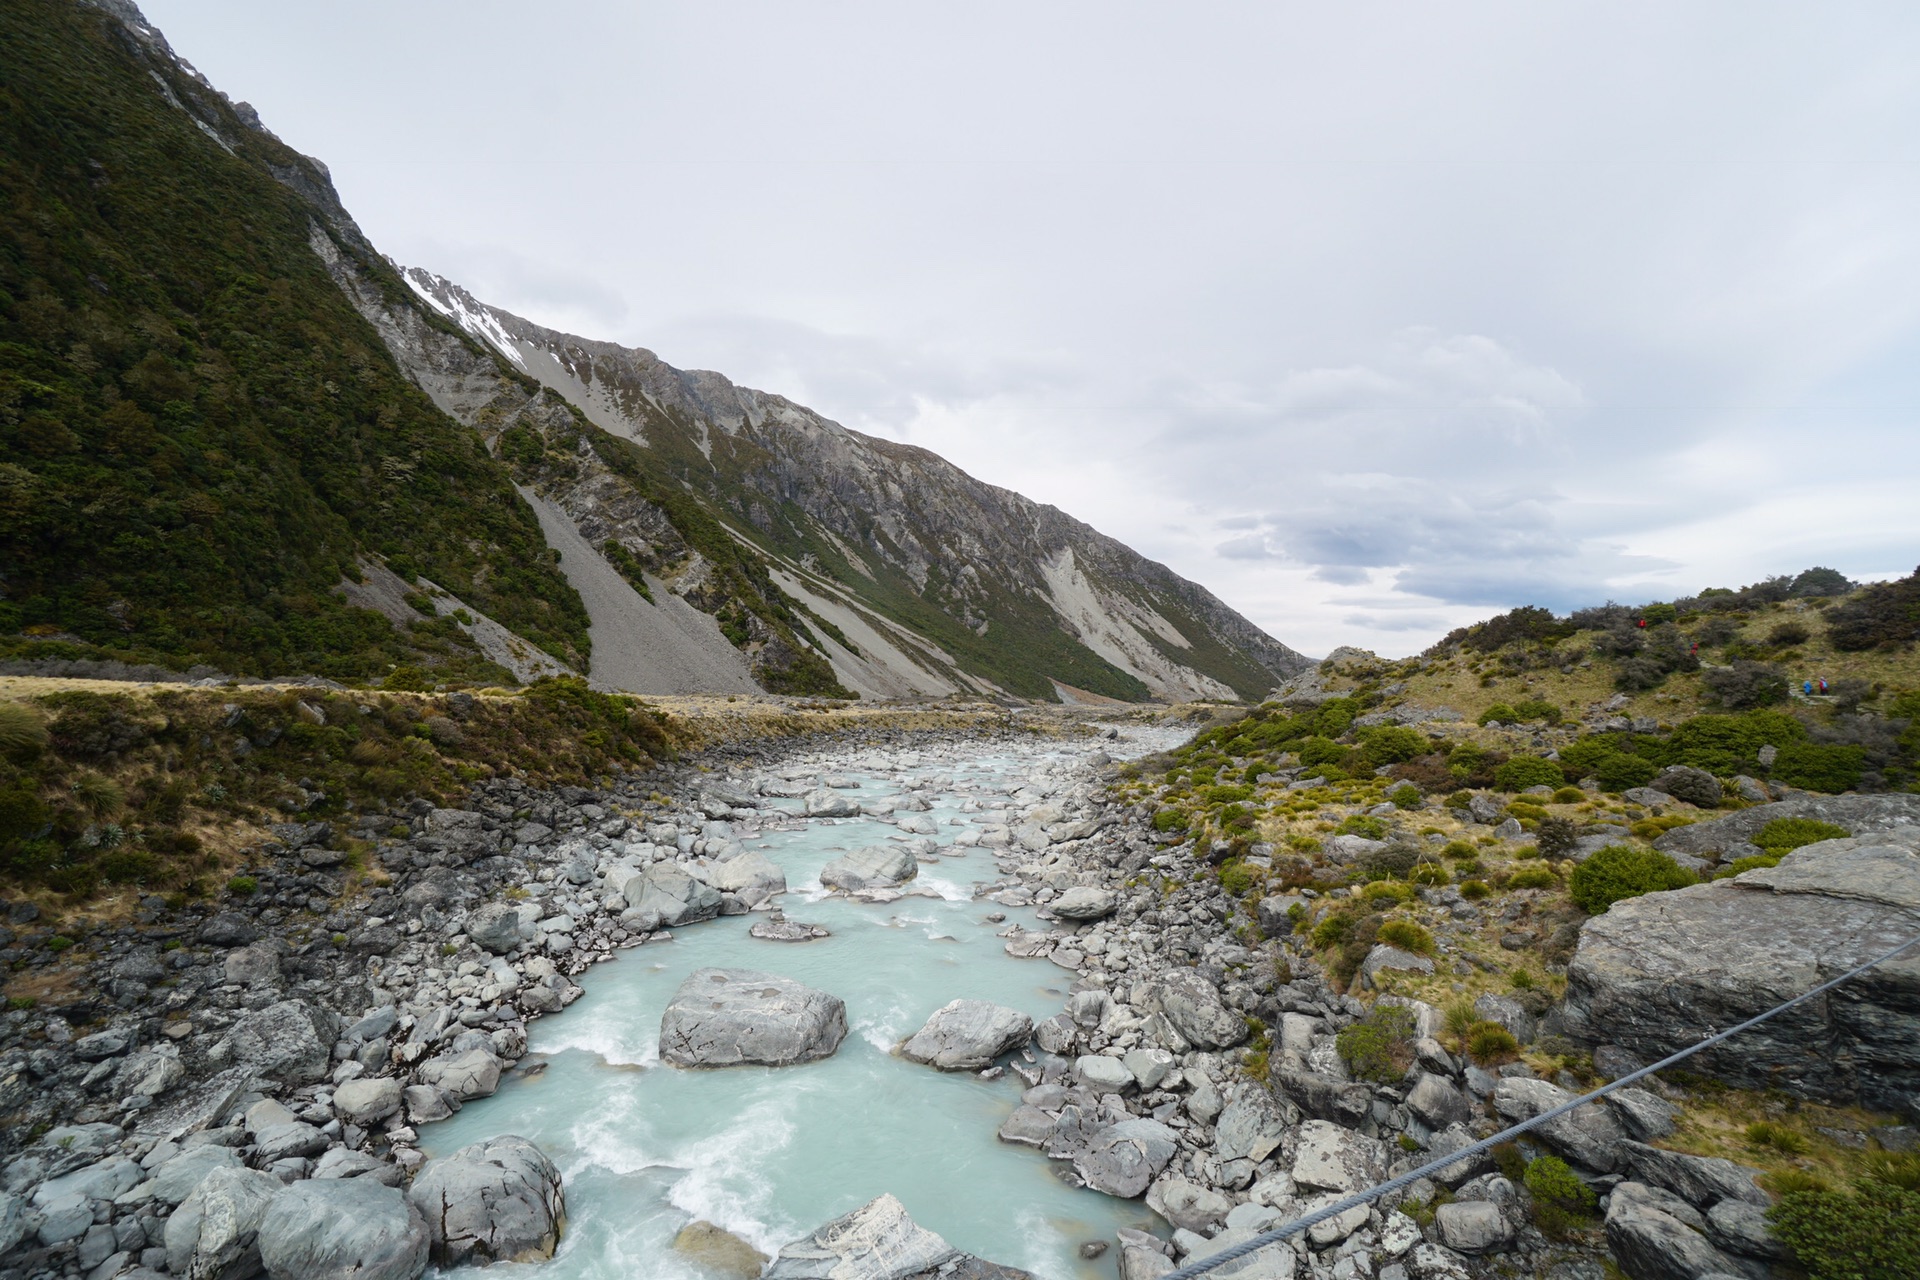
[1562,835,1920,1114]
[0,1194,22,1258]
[751,917,831,942]
[1154,972,1247,1051]
[675,1220,770,1279]
[1076,1055,1135,1093]
[701,849,788,899]
[1051,887,1117,921]
[1145,1177,1230,1233]
[165,1166,283,1280]
[623,865,723,930]
[766,1193,957,1280]
[1213,1086,1294,1163]
[257,1177,428,1280]
[332,1077,403,1125]
[804,790,861,818]
[1073,1119,1179,1198]
[466,902,531,954]
[660,968,848,1067]
[1406,1072,1471,1130]
[415,1048,503,1101]
[213,1000,338,1084]
[819,845,917,890]
[1650,766,1722,809]
[140,1145,242,1206]
[407,1135,565,1266]
[900,1000,1033,1070]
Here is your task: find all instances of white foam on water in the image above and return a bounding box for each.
[915,874,974,902]
[663,1095,804,1254]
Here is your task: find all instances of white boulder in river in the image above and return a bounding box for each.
[819,845,917,891]
[660,968,849,1067]
[257,1178,429,1280]
[765,1194,958,1280]
[899,1000,1034,1070]
[623,865,723,930]
[407,1135,565,1265]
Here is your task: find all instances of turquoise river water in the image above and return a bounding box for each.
[421,736,1175,1280]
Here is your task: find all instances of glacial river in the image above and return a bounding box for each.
[421,730,1182,1280]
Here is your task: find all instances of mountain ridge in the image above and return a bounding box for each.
[3,0,1311,704]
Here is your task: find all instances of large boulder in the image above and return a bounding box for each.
[819,845,917,891]
[623,865,723,930]
[465,903,531,954]
[660,969,848,1067]
[140,1145,242,1206]
[1051,887,1117,921]
[675,1221,770,1279]
[1604,1181,1743,1280]
[900,1000,1033,1071]
[1652,793,1920,860]
[1290,1120,1386,1194]
[1492,1077,1629,1173]
[332,1077,403,1126]
[1071,1119,1179,1198]
[407,1135,565,1266]
[214,1000,338,1084]
[765,1194,956,1280]
[700,849,787,899]
[415,1048,503,1101]
[803,790,861,818]
[257,1178,428,1280]
[1213,1087,1296,1164]
[1154,972,1247,1051]
[1650,766,1722,809]
[1563,834,1920,1115]
[165,1167,283,1280]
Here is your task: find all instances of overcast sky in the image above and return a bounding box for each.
[142,1,1920,657]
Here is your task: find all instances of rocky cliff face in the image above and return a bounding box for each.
[390,271,1311,702]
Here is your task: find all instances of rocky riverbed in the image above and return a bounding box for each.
[2,709,1910,1280]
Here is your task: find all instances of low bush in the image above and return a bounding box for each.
[1771,742,1867,793]
[1507,865,1559,890]
[1569,845,1697,914]
[1151,808,1186,833]
[1494,756,1565,792]
[1465,1021,1521,1065]
[1459,879,1491,899]
[1745,1120,1809,1155]
[1407,861,1450,886]
[1703,660,1791,710]
[1525,1155,1598,1238]
[1753,817,1852,854]
[1536,816,1580,859]
[1335,1003,1417,1083]
[1218,861,1261,896]
[0,704,48,759]
[1387,783,1424,810]
[1768,1181,1920,1280]
[1595,752,1660,792]
[1376,918,1435,955]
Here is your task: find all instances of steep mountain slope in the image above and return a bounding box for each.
[0,0,588,682]
[390,270,1313,701]
[3,0,1311,702]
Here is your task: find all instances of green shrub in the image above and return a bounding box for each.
[1525,1156,1597,1237]
[1768,1181,1920,1280]
[46,935,73,951]
[1357,726,1428,767]
[1444,998,1477,1038]
[1478,703,1519,727]
[1753,817,1852,854]
[1494,756,1565,792]
[1507,865,1559,890]
[1569,845,1697,914]
[1509,968,1535,991]
[1376,919,1435,955]
[1595,752,1660,792]
[1466,1021,1520,1065]
[1407,861,1450,886]
[0,703,49,758]
[1339,814,1388,840]
[1459,879,1491,899]
[1387,783,1424,810]
[1552,786,1585,803]
[1219,862,1260,896]
[1361,881,1413,905]
[1703,659,1791,710]
[1772,743,1867,793]
[1151,808,1187,833]
[1336,1004,1417,1083]
[226,874,258,896]
[1442,839,1478,860]
[1511,698,1564,725]
[1536,815,1580,859]
[1745,1120,1809,1155]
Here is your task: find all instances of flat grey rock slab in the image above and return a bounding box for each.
[660,968,848,1067]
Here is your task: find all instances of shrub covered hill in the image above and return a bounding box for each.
[0,0,1307,703]
[1106,565,1920,1279]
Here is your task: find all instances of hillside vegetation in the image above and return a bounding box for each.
[0,1,590,680]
